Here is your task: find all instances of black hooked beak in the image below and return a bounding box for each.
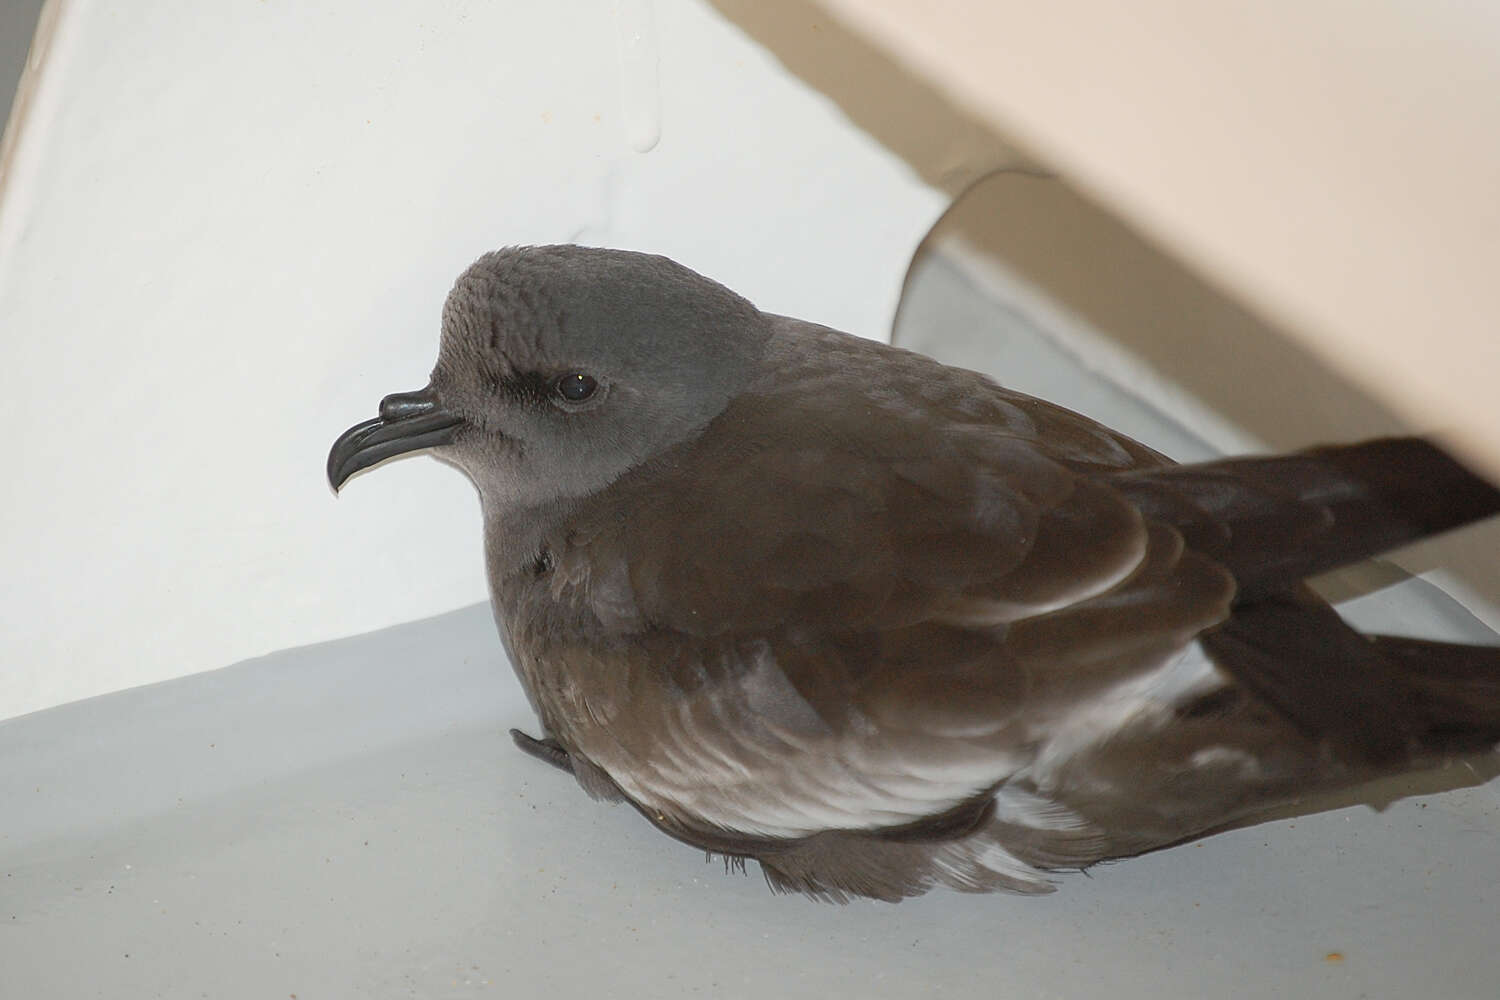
[327,385,463,492]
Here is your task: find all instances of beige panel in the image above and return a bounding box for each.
[813,0,1500,477]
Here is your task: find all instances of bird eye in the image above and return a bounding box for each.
[553,372,598,403]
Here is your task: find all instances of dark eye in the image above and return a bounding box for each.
[553,372,598,403]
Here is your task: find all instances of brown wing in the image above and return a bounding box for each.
[532,331,1235,847]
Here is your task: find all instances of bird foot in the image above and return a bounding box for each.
[510,728,575,774]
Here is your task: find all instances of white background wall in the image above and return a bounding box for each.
[0,0,945,720]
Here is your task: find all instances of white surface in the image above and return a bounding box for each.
[0,0,944,720]
[821,0,1500,478]
[3,251,1497,997]
[2,604,1495,1000]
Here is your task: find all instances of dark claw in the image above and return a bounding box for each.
[510,728,575,774]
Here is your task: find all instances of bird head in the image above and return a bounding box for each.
[327,245,771,509]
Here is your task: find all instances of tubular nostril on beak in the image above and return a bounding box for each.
[379,386,439,421]
[328,384,462,492]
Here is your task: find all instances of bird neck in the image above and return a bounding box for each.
[479,496,573,580]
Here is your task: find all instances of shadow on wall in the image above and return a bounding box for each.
[909,171,1409,445]
[705,0,1032,193]
[0,0,46,128]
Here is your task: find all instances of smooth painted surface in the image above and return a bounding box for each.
[0,0,943,720]
[3,577,1496,996]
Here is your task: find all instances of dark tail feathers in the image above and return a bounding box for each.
[1112,437,1500,597]
[1369,635,1500,754]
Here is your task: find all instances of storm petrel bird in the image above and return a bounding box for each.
[328,245,1500,901]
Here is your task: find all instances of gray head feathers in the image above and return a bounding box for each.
[431,246,773,511]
